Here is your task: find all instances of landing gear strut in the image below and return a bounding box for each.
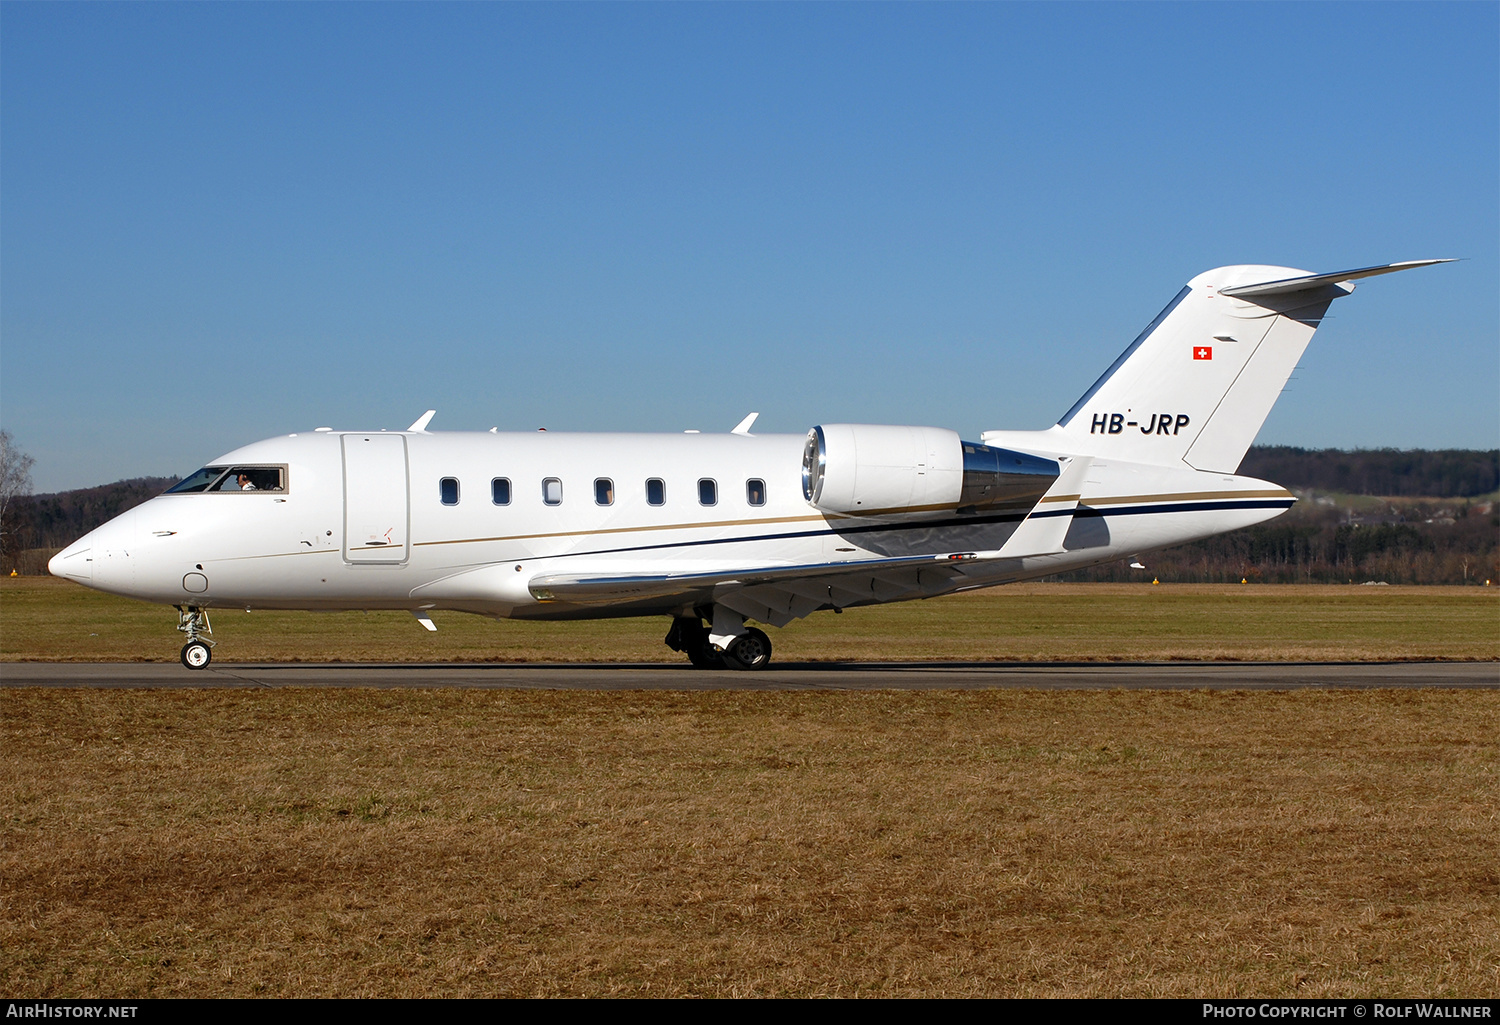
[665,614,773,671]
[176,606,215,669]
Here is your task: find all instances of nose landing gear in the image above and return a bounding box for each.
[176,606,215,669]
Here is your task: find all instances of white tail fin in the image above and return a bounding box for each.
[1053,261,1451,472]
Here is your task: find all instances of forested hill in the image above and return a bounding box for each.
[6,477,180,555]
[1238,447,1498,498]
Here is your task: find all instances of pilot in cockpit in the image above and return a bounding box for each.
[237,473,257,491]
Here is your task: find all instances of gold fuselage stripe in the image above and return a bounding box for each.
[409,511,831,548]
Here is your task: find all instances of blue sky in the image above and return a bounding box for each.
[3,2,1496,492]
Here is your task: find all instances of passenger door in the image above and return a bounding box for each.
[342,434,410,564]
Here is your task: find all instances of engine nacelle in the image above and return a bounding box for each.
[802,424,1061,517]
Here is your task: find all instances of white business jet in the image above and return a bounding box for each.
[50,260,1449,669]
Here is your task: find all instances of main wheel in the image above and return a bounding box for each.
[686,641,724,669]
[669,617,725,669]
[724,628,772,671]
[180,641,212,669]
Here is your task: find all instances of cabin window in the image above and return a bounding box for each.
[439,477,460,505]
[542,478,563,506]
[492,478,511,505]
[646,478,666,506]
[595,478,614,506]
[746,479,766,506]
[698,478,717,506]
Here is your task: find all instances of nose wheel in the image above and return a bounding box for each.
[181,641,212,669]
[175,606,215,670]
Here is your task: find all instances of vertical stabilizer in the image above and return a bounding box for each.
[1052,260,1450,473]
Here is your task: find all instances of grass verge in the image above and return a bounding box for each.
[2,688,1496,997]
[3,578,1498,663]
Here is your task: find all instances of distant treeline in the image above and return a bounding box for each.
[5,477,179,562]
[1238,447,1498,498]
[1065,449,1500,585]
[1056,497,1498,585]
[5,449,1499,583]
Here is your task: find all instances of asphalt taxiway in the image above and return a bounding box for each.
[1,661,1495,690]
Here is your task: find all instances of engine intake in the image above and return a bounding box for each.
[802,424,1059,516]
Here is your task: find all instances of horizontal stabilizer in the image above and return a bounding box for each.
[997,456,1093,558]
[1219,260,1453,298]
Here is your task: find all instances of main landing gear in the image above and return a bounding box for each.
[665,611,773,671]
[176,606,215,669]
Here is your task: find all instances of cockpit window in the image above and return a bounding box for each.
[165,467,229,494]
[223,466,284,491]
[165,465,287,494]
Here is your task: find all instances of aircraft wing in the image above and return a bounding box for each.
[529,455,1097,624]
[528,551,986,624]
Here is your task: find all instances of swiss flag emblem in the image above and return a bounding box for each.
[1193,346,1213,360]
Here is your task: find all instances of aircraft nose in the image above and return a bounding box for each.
[51,509,140,589]
[49,540,93,581]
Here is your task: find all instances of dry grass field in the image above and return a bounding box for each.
[3,577,1497,663]
[4,580,1496,996]
[2,688,1497,997]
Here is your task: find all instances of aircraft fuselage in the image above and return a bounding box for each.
[50,426,1289,620]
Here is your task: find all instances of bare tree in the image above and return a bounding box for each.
[1,429,36,554]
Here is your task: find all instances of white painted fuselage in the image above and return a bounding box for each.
[49,426,1288,618]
